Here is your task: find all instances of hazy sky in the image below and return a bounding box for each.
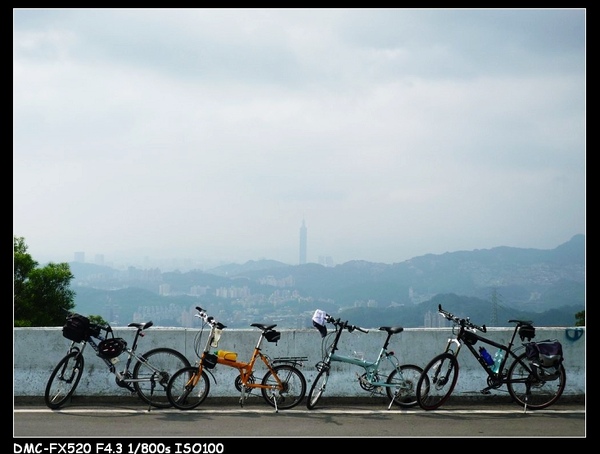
[13,8,586,269]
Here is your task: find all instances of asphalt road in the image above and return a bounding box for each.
[14,396,586,439]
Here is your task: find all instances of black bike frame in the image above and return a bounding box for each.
[448,322,530,391]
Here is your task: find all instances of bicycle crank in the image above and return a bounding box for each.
[235,374,255,392]
[357,373,379,391]
[115,372,136,392]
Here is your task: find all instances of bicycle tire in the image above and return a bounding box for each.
[385,364,423,407]
[166,366,211,410]
[306,369,329,409]
[261,364,307,410]
[44,351,84,409]
[506,352,566,410]
[416,352,459,410]
[132,347,191,408]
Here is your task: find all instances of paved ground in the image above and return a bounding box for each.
[14,395,586,439]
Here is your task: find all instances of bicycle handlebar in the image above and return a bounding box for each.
[324,314,369,334]
[195,306,227,329]
[438,304,487,333]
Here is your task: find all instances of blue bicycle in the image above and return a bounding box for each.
[307,311,423,409]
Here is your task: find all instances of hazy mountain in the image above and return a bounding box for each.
[67,234,585,327]
[204,234,585,310]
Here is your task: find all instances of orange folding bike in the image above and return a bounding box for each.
[166,306,307,412]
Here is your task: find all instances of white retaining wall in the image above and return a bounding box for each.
[13,326,585,398]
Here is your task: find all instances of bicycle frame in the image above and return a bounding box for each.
[434,304,556,397]
[221,345,306,396]
[186,307,307,411]
[46,315,191,411]
[327,331,402,390]
[66,323,174,389]
[307,313,422,410]
[442,324,529,392]
[318,318,406,392]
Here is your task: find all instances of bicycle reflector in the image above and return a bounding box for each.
[98,338,127,358]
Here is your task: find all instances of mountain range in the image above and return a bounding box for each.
[68,234,585,328]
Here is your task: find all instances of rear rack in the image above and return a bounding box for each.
[272,356,308,366]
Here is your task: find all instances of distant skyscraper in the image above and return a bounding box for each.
[299,219,307,265]
[74,251,85,263]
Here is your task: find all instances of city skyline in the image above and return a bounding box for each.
[59,232,583,273]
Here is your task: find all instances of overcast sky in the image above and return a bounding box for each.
[13,8,586,269]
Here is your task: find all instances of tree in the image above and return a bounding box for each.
[89,314,108,326]
[575,310,585,327]
[14,236,75,327]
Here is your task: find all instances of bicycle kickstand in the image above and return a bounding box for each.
[387,391,398,410]
[387,397,395,410]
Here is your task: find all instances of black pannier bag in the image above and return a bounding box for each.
[265,330,281,343]
[62,313,91,342]
[525,339,563,381]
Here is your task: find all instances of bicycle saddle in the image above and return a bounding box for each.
[251,323,277,331]
[379,326,404,334]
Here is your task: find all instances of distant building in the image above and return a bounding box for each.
[318,256,334,267]
[299,219,307,265]
[74,251,85,263]
[158,283,171,296]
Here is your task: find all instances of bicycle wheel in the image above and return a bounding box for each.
[44,351,84,409]
[132,347,191,408]
[261,364,307,410]
[385,364,423,407]
[306,369,329,409]
[166,366,211,410]
[416,352,459,410]
[506,352,566,410]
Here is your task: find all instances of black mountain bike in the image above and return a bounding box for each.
[416,305,566,411]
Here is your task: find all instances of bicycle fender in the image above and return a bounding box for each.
[203,367,218,385]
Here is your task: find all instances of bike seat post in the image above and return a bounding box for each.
[383,332,393,350]
[130,328,143,352]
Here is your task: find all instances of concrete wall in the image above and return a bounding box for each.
[14,326,585,398]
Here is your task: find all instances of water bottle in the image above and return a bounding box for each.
[479,347,494,367]
[491,349,505,373]
[216,350,237,361]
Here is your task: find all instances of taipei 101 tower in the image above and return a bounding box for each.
[299,219,307,265]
